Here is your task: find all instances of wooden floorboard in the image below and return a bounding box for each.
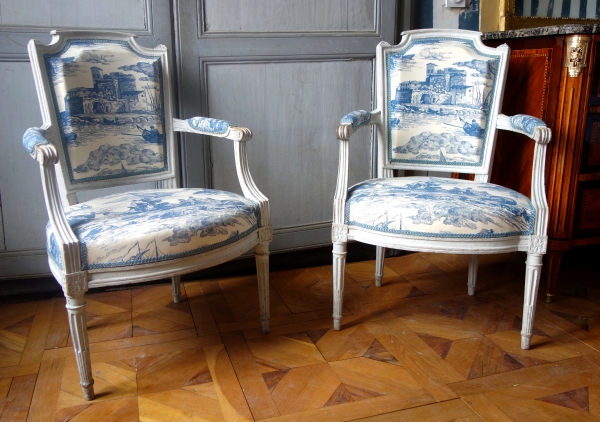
[0,251,599,420]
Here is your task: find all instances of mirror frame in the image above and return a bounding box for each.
[480,0,600,32]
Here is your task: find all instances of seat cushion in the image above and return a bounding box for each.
[345,177,534,238]
[47,189,260,270]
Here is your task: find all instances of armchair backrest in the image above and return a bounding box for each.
[28,31,177,198]
[376,29,509,177]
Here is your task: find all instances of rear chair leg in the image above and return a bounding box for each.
[375,246,386,287]
[333,242,347,330]
[468,255,479,296]
[171,275,181,303]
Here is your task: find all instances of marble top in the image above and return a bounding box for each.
[483,24,600,40]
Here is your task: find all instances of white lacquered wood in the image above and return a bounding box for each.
[375,246,385,287]
[332,241,347,331]
[65,291,94,400]
[522,253,543,349]
[468,255,479,296]
[171,275,181,304]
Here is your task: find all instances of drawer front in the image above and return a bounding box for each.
[581,115,600,175]
[575,181,600,236]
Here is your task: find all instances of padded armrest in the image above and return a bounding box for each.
[23,127,49,155]
[186,116,232,135]
[496,114,548,141]
[173,117,252,142]
[337,110,381,140]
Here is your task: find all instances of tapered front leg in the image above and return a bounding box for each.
[332,242,347,330]
[66,292,94,400]
[467,255,479,296]
[255,243,270,333]
[521,253,543,349]
[171,275,181,304]
[375,246,385,287]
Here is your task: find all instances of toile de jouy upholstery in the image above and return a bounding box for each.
[345,177,535,238]
[23,31,271,401]
[45,189,261,270]
[332,29,551,351]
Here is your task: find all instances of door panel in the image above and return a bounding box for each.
[203,0,375,33]
[176,0,396,252]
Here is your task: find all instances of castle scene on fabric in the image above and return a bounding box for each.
[387,39,499,166]
[45,40,167,183]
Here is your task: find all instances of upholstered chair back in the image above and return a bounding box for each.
[28,32,177,199]
[376,30,509,177]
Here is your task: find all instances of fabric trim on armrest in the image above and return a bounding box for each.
[23,127,48,155]
[509,115,546,137]
[340,110,372,131]
[187,117,233,135]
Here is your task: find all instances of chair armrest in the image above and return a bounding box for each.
[173,117,252,142]
[172,119,269,228]
[496,114,551,144]
[332,110,382,232]
[23,127,50,155]
[496,114,552,240]
[336,110,381,140]
[23,127,82,275]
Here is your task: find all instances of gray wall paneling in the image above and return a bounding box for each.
[175,0,397,253]
[0,0,175,279]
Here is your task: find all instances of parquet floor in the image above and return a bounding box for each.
[0,250,599,421]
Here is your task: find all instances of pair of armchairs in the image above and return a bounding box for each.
[24,29,550,401]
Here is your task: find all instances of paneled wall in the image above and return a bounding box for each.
[0,0,174,279]
[0,1,421,280]
[176,0,397,253]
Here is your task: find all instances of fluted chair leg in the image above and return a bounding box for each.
[375,246,386,287]
[66,292,94,400]
[521,253,543,349]
[255,243,270,334]
[333,242,347,330]
[467,255,479,296]
[171,275,181,304]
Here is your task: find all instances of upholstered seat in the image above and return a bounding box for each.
[46,189,261,270]
[346,177,534,238]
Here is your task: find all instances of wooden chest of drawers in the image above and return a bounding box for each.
[482,33,600,300]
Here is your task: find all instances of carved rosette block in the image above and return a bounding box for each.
[259,226,273,243]
[331,224,348,243]
[65,271,88,295]
[528,235,548,254]
[565,35,590,78]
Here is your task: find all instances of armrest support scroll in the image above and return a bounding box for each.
[496,114,552,240]
[22,127,82,276]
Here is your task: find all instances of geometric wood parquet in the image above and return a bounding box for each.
[0,251,599,420]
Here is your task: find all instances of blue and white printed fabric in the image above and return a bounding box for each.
[345,177,534,238]
[46,189,260,270]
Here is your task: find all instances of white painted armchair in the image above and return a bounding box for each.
[332,29,551,350]
[24,31,271,400]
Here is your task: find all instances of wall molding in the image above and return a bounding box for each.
[196,0,382,38]
[0,0,154,35]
